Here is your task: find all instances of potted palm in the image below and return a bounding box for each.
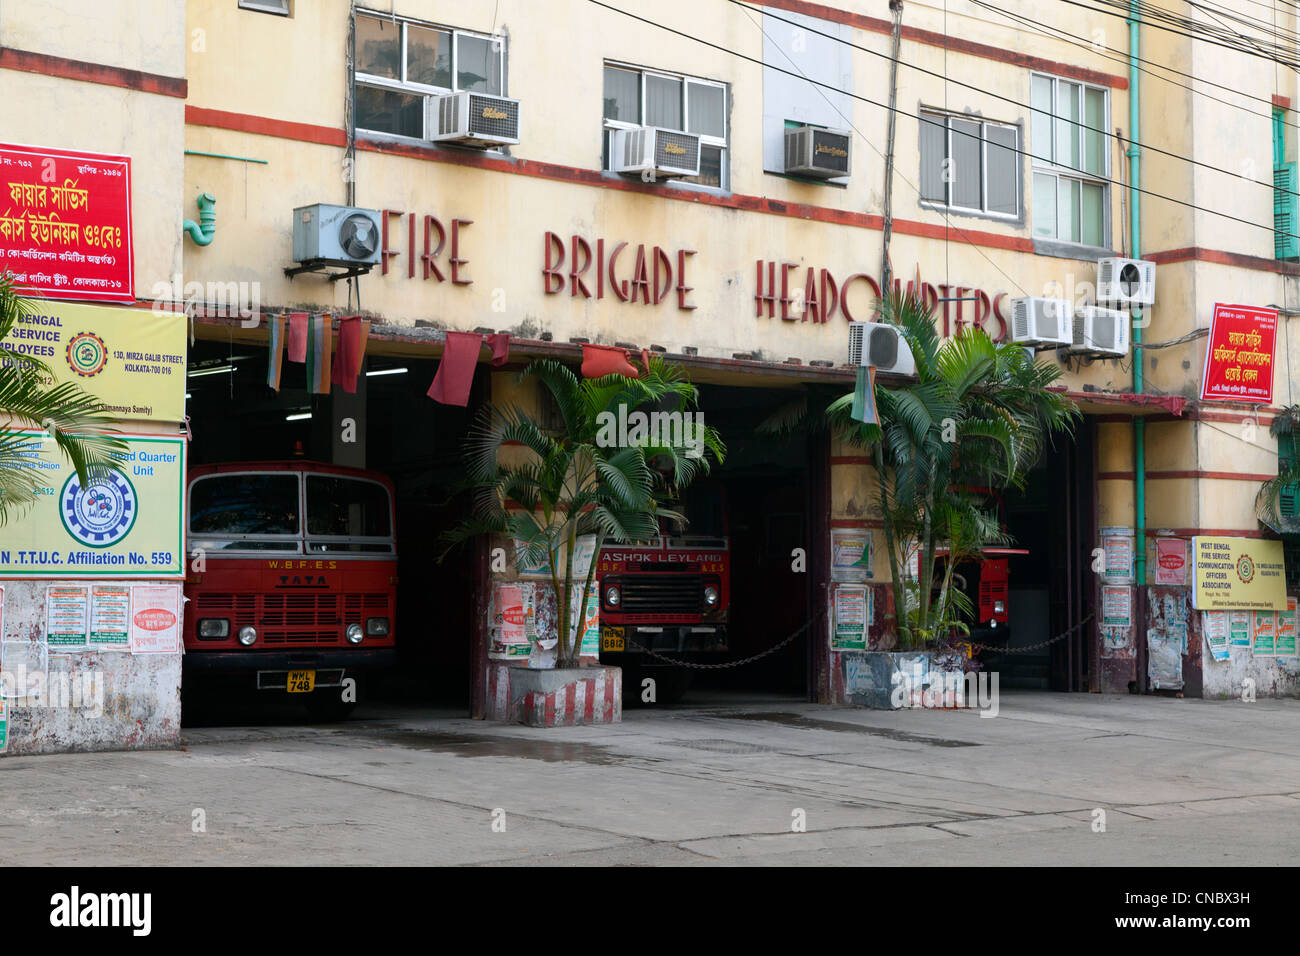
[442,356,723,724]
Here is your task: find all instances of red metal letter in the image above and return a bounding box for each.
[543,231,566,294]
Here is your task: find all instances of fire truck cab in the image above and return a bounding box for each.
[182,461,398,720]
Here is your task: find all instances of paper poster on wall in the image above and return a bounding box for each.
[46,585,88,648]
[1253,610,1277,656]
[490,583,532,659]
[570,586,600,657]
[89,584,130,649]
[1154,538,1187,586]
[512,539,551,578]
[832,585,869,651]
[128,584,181,654]
[830,528,871,582]
[1101,585,1132,627]
[1100,625,1131,657]
[1277,597,1298,657]
[0,697,7,753]
[1203,611,1230,662]
[1229,610,1252,646]
[1100,527,1134,583]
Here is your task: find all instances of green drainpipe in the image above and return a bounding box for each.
[1129,4,1147,619]
[183,192,216,246]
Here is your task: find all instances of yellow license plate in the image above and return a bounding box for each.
[287,670,315,693]
[600,627,625,652]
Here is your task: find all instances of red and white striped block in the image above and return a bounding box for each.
[483,663,622,726]
[519,671,621,727]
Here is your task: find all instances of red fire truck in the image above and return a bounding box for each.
[183,461,398,720]
[597,481,728,698]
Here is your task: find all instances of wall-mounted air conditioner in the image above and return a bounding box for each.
[291,204,381,267]
[427,92,521,148]
[1070,306,1130,356]
[784,125,852,179]
[610,126,701,179]
[1097,257,1155,306]
[848,321,916,376]
[1009,297,1074,346]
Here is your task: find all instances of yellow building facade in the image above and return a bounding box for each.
[7,0,1299,721]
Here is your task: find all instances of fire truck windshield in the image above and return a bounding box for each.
[190,473,299,541]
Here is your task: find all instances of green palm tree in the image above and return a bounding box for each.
[442,356,724,668]
[831,290,1079,647]
[0,274,127,525]
[1256,405,1300,532]
[763,289,1078,648]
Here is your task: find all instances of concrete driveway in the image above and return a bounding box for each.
[3,690,1299,865]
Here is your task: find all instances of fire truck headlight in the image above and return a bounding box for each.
[605,585,620,607]
[237,626,257,646]
[346,623,364,644]
[198,619,230,638]
[703,585,719,608]
[993,600,1006,615]
[365,617,389,637]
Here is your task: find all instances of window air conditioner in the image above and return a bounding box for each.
[610,126,701,179]
[783,125,852,180]
[1070,306,1130,356]
[427,92,521,148]
[1009,297,1074,346]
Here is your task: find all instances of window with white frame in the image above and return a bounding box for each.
[1031,73,1108,246]
[353,11,505,140]
[918,111,1019,217]
[602,63,728,188]
[239,0,290,14]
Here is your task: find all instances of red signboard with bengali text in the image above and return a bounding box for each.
[0,142,133,303]
[1199,303,1276,404]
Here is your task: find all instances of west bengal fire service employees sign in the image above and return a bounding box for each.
[0,299,187,422]
[0,142,133,303]
[1200,303,1277,403]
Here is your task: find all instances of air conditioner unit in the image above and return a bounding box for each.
[1097,257,1155,306]
[848,321,916,376]
[1009,297,1074,346]
[1070,306,1130,356]
[610,126,701,179]
[291,204,381,267]
[427,91,521,148]
[784,125,852,179]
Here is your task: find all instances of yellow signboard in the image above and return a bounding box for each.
[0,432,184,578]
[1191,536,1287,611]
[0,299,186,422]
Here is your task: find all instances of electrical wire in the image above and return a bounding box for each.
[731,0,1030,296]
[732,0,1300,201]
[974,0,1300,135]
[586,0,1300,246]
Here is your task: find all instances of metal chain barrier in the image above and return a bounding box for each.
[624,609,1093,667]
[624,608,826,670]
[967,612,1095,655]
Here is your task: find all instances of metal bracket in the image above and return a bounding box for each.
[283,259,374,283]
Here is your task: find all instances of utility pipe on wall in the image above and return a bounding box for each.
[1128,1,1148,684]
[183,192,216,246]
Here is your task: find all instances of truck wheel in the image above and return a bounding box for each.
[305,689,358,722]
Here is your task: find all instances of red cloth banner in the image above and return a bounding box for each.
[1200,303,1277,404]
[485,332,511,367]
[331,315,370,394]
[581,343,639,378]
[286,311,308,363]
[0,142,133,302]
[428,331,484,406]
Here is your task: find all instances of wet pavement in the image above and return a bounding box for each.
[4,690,1300,865]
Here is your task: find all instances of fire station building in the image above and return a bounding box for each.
[3,0,1300,751]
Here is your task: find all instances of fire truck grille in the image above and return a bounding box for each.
[194,592,387,646]
[618,575,703,613]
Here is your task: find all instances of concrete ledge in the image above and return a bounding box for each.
[485,663,622,726]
